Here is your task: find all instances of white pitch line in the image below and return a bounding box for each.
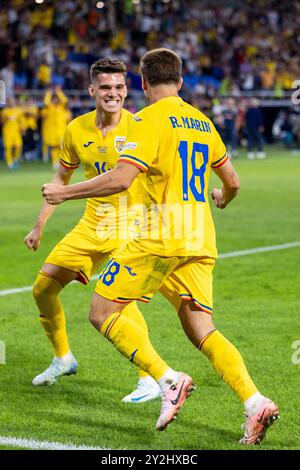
[1,241,300,297]
[218,241,300,259]
[0,435,106,450]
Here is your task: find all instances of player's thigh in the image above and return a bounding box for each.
[95,243,181,302]
[40,263,78,287]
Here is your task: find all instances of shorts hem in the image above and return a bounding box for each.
[43,260,90,285]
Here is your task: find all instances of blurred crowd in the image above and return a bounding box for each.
[3,89,300,170]
[1,0,300,168]
[0,0,300,97]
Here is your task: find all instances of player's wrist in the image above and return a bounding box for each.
[63,184,73,201]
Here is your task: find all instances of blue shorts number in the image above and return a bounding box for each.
[102,261,120,286]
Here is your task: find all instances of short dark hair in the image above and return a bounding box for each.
[90,58,127,83]
[140,48,182,86]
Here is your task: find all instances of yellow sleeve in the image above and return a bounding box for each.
[118,110,159,172]
[59,125,80,170]
[210,125,228,168]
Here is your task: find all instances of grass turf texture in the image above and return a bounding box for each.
[0,145,300,450]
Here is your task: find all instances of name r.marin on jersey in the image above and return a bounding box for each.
[169,116,211,133]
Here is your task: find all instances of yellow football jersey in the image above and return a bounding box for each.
[118,96,228,258]
[60,108,140,237]
[2,107,23,135]
[22,105,38,130]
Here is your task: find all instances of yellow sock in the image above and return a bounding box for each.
[201,330,257,401]
[4,147,14,167]
[33,272,70,357]
[14,146,22,161]
[101,312,169,381]
[122,302,150,378]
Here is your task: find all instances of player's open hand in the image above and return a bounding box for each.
[42,183,66,205]
[24,227,42,251]
[210,188,226,209]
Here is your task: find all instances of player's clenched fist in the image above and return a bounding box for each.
[210,188,227,209]
[24,227,42,251]
[42,183,66,205]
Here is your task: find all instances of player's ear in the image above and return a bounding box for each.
[124,85,128,99]
[141,76,148,91]
[177,77,183,91]
[88,84,95,97]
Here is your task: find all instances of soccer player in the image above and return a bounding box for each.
[1,96,23,169]
[42,49,279,442]
[25,58,160,403]
[22,98,39,161]
[40,87,71,168]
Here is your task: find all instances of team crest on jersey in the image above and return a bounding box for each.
[114,136,126,153]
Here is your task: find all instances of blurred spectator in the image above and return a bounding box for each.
[21,97,39,161]
[245,98,265,159]
[222,98,238,158]
[1,96,23,169]
[40,87,71,169]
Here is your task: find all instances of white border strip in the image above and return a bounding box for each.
[1,241,300,297]
[0,435,106,450]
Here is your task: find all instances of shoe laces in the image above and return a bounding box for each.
[44,360,62,376]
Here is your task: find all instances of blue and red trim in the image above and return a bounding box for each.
[179,293,213,314]
[119,155,149,173]
[211,152,228,169]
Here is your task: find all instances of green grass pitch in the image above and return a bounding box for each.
[0,146,300,450]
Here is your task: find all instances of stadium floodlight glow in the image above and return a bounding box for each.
[132,0,140,5]
[35,0,45,4]
[96,1,104,8]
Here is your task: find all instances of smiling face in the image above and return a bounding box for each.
[89,73,127,114]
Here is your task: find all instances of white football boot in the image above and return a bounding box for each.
[122,376,161,403]
[32,355,78,386]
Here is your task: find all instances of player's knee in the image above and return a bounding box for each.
[32,273,62,300]
[89,307,109,331]
[32,278,44,301]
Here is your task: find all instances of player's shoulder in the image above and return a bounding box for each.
[184,101,218,133]
[131,102,159,124]
[66,109,96,133]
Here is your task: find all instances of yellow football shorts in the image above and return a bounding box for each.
[45,218,124,284]
[95,242,215,314]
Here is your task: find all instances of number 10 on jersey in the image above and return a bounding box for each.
[178,141,209,202]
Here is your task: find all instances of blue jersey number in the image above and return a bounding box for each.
[94,162,108,175]
[178,141,208,202]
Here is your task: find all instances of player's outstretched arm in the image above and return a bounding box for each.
[24,165,74,250]
[211,159,240,209]
[42,162,140,205]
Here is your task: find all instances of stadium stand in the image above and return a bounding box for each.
[1,0,300,163]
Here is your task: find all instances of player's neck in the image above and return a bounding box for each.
[147,85,179,104]
[95,108,122,134]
